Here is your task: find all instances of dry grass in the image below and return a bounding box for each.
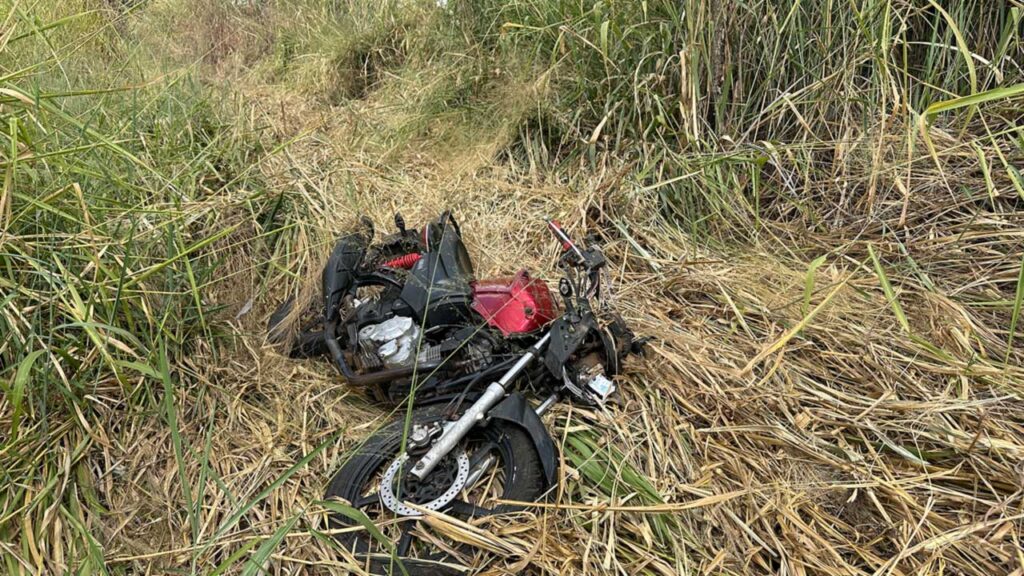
[3,1,1024,575]
[98,87,1024,574]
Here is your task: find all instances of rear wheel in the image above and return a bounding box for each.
[266,295,326,358]
[324,403,546,574]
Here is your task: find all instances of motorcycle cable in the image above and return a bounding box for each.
[441,356,518,419]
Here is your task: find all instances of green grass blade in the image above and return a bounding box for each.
[924,83,1024,117]
[1006,255,1024,362]
[802,255,827,316]
[209,537,263,576]
[918,83,1024,168]
[869,244,910,333]
[160,339,196,541]
[8,349,46,436]
[924,0,977,95]
[205,430,343,553]
[319,500,409,576]
[240,511,303,576]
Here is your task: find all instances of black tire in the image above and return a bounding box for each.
[267,296,327,358]
[324,403,546,574]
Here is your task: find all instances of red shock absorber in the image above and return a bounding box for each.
[380,252,422,269]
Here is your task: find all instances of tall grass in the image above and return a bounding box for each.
[453,0,1023,233]
[0,3,300,572]
[442,0,1024,365]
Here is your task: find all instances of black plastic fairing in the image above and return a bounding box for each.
[398,217,475,326]
[543,313,599,379]
[322,227,372,323]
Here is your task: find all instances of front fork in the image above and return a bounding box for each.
[409,332,552,480]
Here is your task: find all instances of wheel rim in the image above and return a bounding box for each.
[326,414,518,570]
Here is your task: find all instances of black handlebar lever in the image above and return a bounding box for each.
[545,219,607,271]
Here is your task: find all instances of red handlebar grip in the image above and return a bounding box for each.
[548,220,573,251]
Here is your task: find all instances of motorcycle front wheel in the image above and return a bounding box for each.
[324,403,546,574]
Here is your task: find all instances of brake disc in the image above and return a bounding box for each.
[379,452,470,517]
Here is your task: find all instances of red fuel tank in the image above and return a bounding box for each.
[471,270,556,336]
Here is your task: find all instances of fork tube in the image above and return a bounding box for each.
[410,332,551,480]
[534,393,559,416]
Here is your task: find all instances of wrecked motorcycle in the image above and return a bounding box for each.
[271,212,554,402]
[268,211,638,571]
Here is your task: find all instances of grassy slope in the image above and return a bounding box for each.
[2,0,1024,574]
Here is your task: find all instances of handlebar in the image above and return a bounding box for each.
[545,218,607,302]
[545,218,606,272]
[546,219,580,255]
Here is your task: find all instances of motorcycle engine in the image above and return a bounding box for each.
[358,315,451,370]
[356,316,493,376]
[358,316,422,369]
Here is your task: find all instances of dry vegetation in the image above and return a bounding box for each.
[2,0,1024,575]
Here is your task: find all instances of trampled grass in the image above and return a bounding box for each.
[2,0,1023,574]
